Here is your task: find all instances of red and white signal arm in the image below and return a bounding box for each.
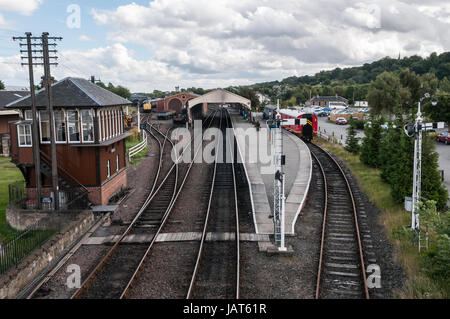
[282,118,307,126]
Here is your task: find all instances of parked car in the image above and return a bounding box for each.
[437,132,450,145]
[317,110,330,117]
[336,117,348,125]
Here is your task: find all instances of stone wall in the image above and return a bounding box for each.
[0,211,95,299]
[6,207,50,231]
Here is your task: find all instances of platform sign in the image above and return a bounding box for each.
[405,197,413,212]
[41,197,52,204]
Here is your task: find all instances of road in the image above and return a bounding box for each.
[317,117,450,197]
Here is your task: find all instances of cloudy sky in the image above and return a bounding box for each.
[0,0,449,92]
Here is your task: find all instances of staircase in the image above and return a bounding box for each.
[39,151,91,210]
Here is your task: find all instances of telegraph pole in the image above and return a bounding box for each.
[13,33,42,209]
[42,32,62,210]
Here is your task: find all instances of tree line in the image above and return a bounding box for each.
[344,69,448,210]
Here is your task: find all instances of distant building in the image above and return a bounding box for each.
[306,96,349,109]
[156,92,200,114]
[0,91,27,136]
[354,101,369,107]
[0,91,28,156]
[6,77,132,207]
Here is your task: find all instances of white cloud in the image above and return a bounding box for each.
[88,0,448,86]
[0,0,43,15]
[79,35,92,42]
[2,0,449,92]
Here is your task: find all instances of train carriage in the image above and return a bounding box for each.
[275,109,318,142]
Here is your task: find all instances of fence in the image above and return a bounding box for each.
[9,181,26,209]
[317,127,345,145]
[128,130,148,162]
[0,216,59,274]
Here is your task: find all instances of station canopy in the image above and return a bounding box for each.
[187,89,251,110]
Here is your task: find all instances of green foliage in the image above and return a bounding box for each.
[96,81,131,99]
[352,119,366,130]
[379,116,405,186]
[237,87,261,110]
[0,158,25,242]
[420,201,450,294]
[345,119,360,154]
[421,134,449,210]
[440,77,450,92]
[0,80,4,90]
[360,115,383,168]
[367,72,402,114]
[423,92,450,126]
[419,201,441,234]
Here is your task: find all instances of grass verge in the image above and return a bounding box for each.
[0,157,25,243]
[126,135,149,166]
[314,137,447,298]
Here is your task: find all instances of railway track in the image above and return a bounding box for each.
[70,122,178,299]
[187,109,241,299]
[119,109,220,299]
[309,142,370,299]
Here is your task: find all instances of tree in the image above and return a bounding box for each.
[399,69,421,112]
[38,76,57,89]
[421,134,448,210]
[345,119,360,154]
[0,80,4,90]
[423,92,450,127]
[96,81,131,100]
[367,72,402,115]
[360,115,384,168]
[378,114,404,185]
[238,87,261,111]
[440,77,450,92]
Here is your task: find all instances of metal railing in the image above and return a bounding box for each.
[9,181,27,209]
[0,217,59,274]
[128,130,148,162]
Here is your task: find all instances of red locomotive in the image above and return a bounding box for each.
[275,109,318,142]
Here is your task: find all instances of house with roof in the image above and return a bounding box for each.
[0,91,28,156]
[306,96,349,109]
[156,92,200,114]
[6,77,132,208]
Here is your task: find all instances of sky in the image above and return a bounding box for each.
[0,0,449,92]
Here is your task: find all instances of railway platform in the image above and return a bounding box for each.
[228,108,312,238]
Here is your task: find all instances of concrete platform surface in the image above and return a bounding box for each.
[228,108,312,235]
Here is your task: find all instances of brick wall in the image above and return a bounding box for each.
[87,168,127,205]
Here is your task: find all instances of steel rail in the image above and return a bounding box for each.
[119,109,220,299]
[310,142,370,299]
[310,150,328,300]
